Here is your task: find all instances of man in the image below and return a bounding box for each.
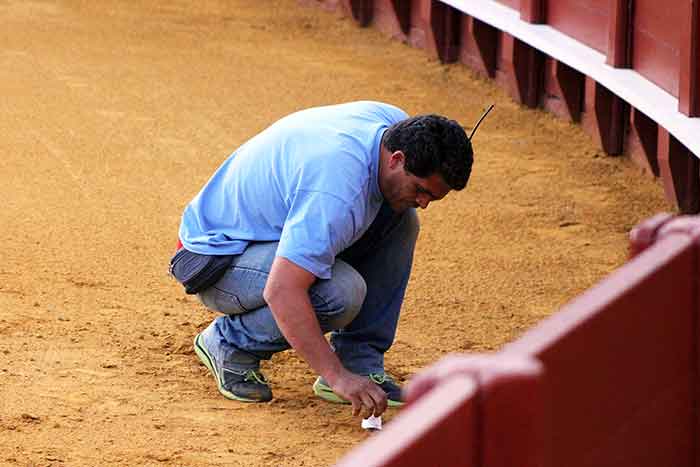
[170,101,473,418]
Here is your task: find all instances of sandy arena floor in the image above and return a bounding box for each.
[0,1,673,465]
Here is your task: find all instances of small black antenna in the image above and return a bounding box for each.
[468,104,494,140]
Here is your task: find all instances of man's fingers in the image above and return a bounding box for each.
[332,372,390,417]
[367,385,387,416]
[357,392,374,418]
[350,397,362,417]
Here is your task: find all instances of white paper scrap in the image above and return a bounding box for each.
[361,415,382,431]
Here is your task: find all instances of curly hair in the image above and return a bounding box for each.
[382,114,473,190]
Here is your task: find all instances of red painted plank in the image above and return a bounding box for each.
[679,0,700,116]
[335,375,479,467]
[504,233,697,467]
[479,358,547,467]
[658,128,700,214]
[402,354,547,467]
[547,0,609,53]
[632,0,684,96]
[606,0,631,67]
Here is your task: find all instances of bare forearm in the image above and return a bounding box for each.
[265,287,345,384]
[263,257,387,416]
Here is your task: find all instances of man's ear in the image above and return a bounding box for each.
[388,150,405,169]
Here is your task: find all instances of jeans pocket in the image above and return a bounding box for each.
[198,288,248,315]
[196,261,269,314]
[206,265,265,309]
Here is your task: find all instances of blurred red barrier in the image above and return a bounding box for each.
[335,356,546,467]
[335,214,700,467]
[504,226,698,467]
[335,375,481,467]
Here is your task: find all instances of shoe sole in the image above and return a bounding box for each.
[193,333,258,403]
[312,377,404,407]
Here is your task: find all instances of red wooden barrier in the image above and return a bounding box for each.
[548,0,609,53]
[632,0,685,97]
[503,229,698,467]
[335,375,481,467]
[335,213,700,467]
[336,356,546,467]
[680,0,700,117]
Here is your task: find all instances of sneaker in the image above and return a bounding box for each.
[312,373,404,407]
[193,332,272,402]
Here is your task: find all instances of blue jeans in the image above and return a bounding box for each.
[197,203,419,375]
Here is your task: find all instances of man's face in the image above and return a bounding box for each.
[383,152,451,212]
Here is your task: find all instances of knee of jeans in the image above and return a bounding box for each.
[313,263,367,331]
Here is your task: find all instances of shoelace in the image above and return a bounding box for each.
[368,373,393,385]
[243,369,268,385]
[223,367,268,385]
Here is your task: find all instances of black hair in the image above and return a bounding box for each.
[383,114,473,190]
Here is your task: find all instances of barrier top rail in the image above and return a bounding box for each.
[441,0,700,158]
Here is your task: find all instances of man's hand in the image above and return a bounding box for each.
[326,369,388,418]
[264,257,387,417]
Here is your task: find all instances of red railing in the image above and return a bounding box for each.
[335,213,700,466]
[304,0,700,213]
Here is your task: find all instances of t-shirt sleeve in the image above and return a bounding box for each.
[276,189,358,279]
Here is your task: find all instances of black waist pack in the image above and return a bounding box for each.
[169,248,235,295]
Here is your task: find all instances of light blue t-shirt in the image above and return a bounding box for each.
[179,101,409,279]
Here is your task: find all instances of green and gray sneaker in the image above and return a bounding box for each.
[193,332,272,402]
[312,373,404,407]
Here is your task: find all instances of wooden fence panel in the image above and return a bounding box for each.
[547,0,609,53]
[504,233,698,467]
[632,0,685,97]
[335,376,480,467]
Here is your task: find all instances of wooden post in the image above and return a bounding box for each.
[553,60,584,121]
[628,108,659,177]
[498,34,544,108]
[679,0,700,116]
[392,0,411,35]
[372,0,411,39]
[594,82,628,155]
[429,0,462,63]
[460,15,498,78]
[520,0,545,24]
[658,128,700,213]
[607,0,633,67]
[343,0,374,26]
